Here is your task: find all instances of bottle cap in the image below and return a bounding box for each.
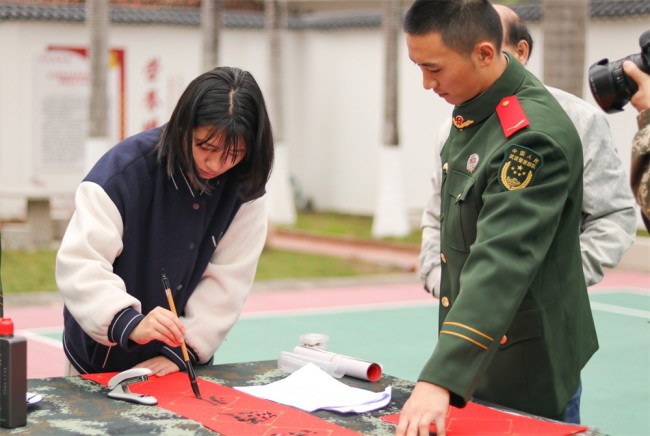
[0,317,14,335]
[299,333,329,351]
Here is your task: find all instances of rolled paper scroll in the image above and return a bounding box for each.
[291,346,382,382]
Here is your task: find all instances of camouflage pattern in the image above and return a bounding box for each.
[632,108,650,230]
[22,360,604,435]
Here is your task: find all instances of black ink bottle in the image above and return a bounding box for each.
[0,234,27,429]
[0,317,27,428]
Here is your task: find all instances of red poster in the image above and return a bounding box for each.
[381,402,589,435]
[83,372,361,436]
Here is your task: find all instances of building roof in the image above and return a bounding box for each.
[0,1,648,28]
[513,0,650,21]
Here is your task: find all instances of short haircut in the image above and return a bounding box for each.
[503,14,534,58]
[156,66,274,200]
[403,0,503,56]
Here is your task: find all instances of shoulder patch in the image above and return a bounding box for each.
[496,96,530,138]
[499,145,543,191]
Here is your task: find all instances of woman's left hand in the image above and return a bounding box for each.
[133,356,180,377]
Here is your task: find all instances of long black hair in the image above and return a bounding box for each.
[156,66,274,200]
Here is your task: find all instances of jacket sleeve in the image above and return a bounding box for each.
[578,111,636,286]
[419,119,450,297]
[56,181,142,345]
[181,195,268,364]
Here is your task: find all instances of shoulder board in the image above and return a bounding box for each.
[496,96,530,138]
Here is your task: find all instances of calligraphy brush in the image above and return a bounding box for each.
[161,269,202,399]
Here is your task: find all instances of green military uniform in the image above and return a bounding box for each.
[419,53,599,421]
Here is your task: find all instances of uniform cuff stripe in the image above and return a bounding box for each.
[440,330,488,350]
[443,321,494,341]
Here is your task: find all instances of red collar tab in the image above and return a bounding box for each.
[496,96,530,138]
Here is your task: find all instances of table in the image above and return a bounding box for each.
[18,360,603,435]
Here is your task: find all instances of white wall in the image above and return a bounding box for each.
[284,29,384,214]
[529,18,648,229]
[0,15,647,227]
[524,18,645,182]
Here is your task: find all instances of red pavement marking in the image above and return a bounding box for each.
[14,269,650,379]
[242,282,431,316]
[591,269,650,291]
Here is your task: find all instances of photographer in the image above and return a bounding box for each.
[623,60,650,230]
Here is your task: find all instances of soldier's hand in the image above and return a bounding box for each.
[396,381,450,436]
[129,306,185,347]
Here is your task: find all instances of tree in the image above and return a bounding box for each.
[85,0,110,173]
[264,0,296,225]
[201,0,223,72]
[372,0,410,238]
[542,0,589,97]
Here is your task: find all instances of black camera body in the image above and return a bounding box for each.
[588,30,650,113]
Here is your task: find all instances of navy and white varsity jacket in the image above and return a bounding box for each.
[56,127,268,373]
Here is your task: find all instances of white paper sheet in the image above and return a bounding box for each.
[235,363,391,413]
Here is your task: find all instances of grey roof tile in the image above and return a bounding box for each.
[0,1,648,27]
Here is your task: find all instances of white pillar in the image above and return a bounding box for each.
[266,142,296,225]
[372,145,410,238]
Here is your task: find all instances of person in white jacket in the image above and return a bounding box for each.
[419,4,637,299]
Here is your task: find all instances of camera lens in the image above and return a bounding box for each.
[589,59,620,113]
[589,54,642,113]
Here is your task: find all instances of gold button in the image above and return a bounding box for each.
[441,296,450,307]
[500,335,508,345]
[443,162,449,173]
[441,253,447,264]
[502,100,509,107]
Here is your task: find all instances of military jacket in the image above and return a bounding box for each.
[631,108,650,230]
[419,54,599,421]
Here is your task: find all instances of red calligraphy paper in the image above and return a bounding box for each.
[83,372,361,436]
[381,402,589,435]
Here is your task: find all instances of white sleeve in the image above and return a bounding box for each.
[578,112,637,286]
[419,119,449,297]
[182,195,268,363]
[56,182,141,345]
[549,87,637,286]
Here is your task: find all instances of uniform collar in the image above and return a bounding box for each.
[451,52,526,130]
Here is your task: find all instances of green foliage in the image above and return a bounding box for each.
[1,246,401,294]
[2,249,57,294]
[256,247,401,280]
[0,211,419,294]
[282,211,422,245]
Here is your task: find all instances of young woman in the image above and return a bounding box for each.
[56,66,274,376]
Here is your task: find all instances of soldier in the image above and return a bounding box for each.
[417,4,638,426]
[398,1,598,435]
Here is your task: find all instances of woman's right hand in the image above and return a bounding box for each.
[129,306,186,347]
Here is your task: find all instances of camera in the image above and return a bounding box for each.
[588,30,650,113]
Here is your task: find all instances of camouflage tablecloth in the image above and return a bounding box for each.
[13,360,603,435]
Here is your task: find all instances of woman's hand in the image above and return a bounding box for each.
[133,356,180,377]
[129,306,185,348]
